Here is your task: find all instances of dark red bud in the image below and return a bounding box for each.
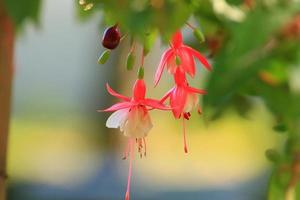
[102,25,121,49]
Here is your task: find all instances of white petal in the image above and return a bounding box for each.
[183,93,198,113]
[138,111,153,136]
[123,107,153,138]
[106,109,129,129]
[124,106,139,132]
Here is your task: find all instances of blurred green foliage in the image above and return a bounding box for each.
[199,1,300,199]
[77,0,199,42]
[4,0,41,28]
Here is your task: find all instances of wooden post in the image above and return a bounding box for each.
[0,0,14,199]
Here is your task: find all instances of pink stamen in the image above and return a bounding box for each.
[186,22,196,30]
[183,118,188,153]
[137,138,142,157]
[143,138,147,157]
[125,139,134,200]
[122,141,131,160]
[197,106,202,114]
[137,138,144,158]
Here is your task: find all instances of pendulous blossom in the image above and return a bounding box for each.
[99,79,169,200]
[160,68,207,153]
[154,31,212,86]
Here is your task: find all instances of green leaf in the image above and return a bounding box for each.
[4,0,41,28]
[265,149,281,163]
[273,124,288,133]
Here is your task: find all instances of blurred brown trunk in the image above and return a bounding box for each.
[0,1,14,200]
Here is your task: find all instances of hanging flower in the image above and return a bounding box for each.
[99,79,169,200]
[160,68,207,153]
[154,31,212,86]
[101,79,168,137]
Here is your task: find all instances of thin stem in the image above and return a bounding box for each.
[130,41,136,53]
[125,139,134,200]
[186,22,196,30]
[120,33,128,42]
[141,48,145,67]
[137,48,145,79]
[183,118,188,153]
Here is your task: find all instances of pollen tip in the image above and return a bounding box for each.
[197,107,202,115]
[207,65,212,71]
[184,147,188,154]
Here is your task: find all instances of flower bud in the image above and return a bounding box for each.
[102,25,121,49]
[126,52,135,71]
[98,50,110,64]
[193,28,205,43]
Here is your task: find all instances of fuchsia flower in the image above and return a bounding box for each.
[160,68,207,153]
[154,31,212,86]
[99,79,169,200]
[161,68,207,118]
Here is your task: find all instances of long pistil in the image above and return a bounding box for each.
[183,118,188,153]
[125,139,134,200]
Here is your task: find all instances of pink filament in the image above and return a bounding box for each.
[125,139,134,200]
[197,106,202,114]
[183,118,188,153]
[123,140,130,160]
[143,138,147,157]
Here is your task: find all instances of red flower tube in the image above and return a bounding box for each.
[154,31,212,86]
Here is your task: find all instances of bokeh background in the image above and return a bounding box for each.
[4,0,299,200]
